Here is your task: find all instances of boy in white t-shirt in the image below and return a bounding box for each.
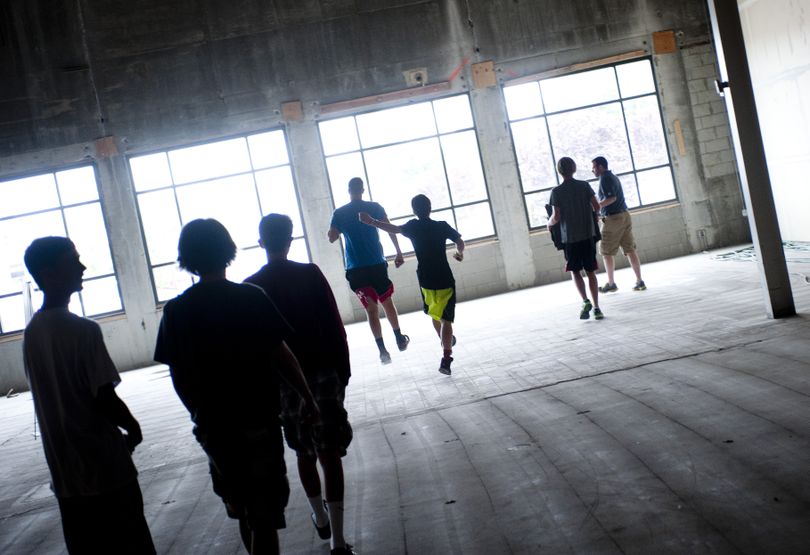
[23,236,155,554]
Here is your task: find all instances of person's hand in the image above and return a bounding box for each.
[453,251,464,262]
[358,212,373,224]
[124,426,143,454]
[300,395,321,427]
[394,253,405,268]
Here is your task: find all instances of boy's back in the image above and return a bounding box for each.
[24,308,136,497]
[549,179,596,244]
[400,218,461,289]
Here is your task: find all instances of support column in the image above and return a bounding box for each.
[707,0,795,318]
[469,82,537,289]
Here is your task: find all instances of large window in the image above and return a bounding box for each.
[0,166,122,334]
[504,59,676,228]
[129,130,307,302]
[319,94,495,256]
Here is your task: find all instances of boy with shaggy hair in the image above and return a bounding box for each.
[360,194,464,375]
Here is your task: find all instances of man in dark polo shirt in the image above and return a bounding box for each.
[592,156,646,293]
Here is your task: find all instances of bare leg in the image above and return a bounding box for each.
[440,320,454,351]
[318,451,345,502]
[571,271,587,300]
[626,251,642,282]
[297,456,322,498]
[431,318,441,338]
[603,254,616,285]
[586,272,600,308]
[249,530,279,555]
[380,297,401,331]
[363,301,382,339]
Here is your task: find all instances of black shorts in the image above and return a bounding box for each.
[346,263,394,307]
[564,239,598,273]
[196,426,289,530]
[57,479,155,554]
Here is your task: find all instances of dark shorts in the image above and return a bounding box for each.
[564,239,598,273]
[420,287,456,323]
[346,263,394,308]
[195,426,289,530]
[281,374,353,459]
[57,479,155,555]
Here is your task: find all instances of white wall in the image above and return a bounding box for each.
[739,0,810,241]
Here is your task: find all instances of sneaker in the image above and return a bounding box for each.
[580,299,592,320]
[311,511,331,540]
[593,307,604,320]
[439,356,453,375]
[380,351,392,365]
[633,280,647,291]
[396,334,410,352]
[451,335,457,347]
[599,282,618,293]
[331,545,357,555]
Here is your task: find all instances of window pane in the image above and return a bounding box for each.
[510,118,558,192]
[0,211,65,296]
[288,238,310,263]
[540,67,619,113]
[326,152,366,206]
[624,96,669,169]
[618,173,640,209]
[382,216,413,257]
[154,264,193,302]
[0,294,25,334]
[504,82,543,121]
[356,103,437,149]
[56,167,99,205]
[168,138,251,184]
[137,190,182,266]
[433,95,474,134]
[363,138,450,218]
[525,190,552,228]
[454,202,494,240]
[129,153,173,192]
[227,247,267,283]
[175,174,262,249]
[319,117,360,156]
[248,131,289,169]
[547,103,632,180]
[64,204,114,278]
[637,167,676,205]
[617,60,656,98]
[255,167,303,234]
[440,131,487,204]
[0,174,59,218]
[80,276,122,316]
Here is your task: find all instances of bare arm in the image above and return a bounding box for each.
[591,195,601,212]
[358,212,402,235]
[547,206,561,227]
[381,216,405,267]
[327,227,341,243]
[452,237,465,261]
[96,384,142,453]
[598,196,616,209]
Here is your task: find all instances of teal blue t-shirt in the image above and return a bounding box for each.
[330,200,387,269]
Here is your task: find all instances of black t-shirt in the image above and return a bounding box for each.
[400,218,462,290]
[245,260,351,385]
[154,280,290,431]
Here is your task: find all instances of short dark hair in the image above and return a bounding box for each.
[24,236,75,288]
[177,219,237,276]
[348,177,364,192]
[411,194,431,218]
[259,213,294,253]
[592,156,608,169]
[557,157,577,177]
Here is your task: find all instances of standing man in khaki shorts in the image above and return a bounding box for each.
[592,156,646,292]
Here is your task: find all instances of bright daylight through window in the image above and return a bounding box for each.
[319,94,495,256]
[504,58,676,229]
[129,130,307,302]
[0,166,122,334]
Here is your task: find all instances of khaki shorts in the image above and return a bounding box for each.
[600,211,636,256]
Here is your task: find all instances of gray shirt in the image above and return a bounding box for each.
[549,178,597,244]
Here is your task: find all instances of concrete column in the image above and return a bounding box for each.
[469,86,537,289]
[285,119,355,320]
[707,0,795,319]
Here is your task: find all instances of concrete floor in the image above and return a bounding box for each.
[1,246,809,554]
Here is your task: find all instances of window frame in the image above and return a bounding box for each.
[127,127,309,305]
[0,163,124,335]
[504,56,678,231]
[317,92,498,256]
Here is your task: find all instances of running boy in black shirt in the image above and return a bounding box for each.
[360,194,464,375]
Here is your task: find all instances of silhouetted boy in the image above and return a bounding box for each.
[360,194,464,375]
[23,236,155,554]
[245,213,356,555]
[154,219,318,555]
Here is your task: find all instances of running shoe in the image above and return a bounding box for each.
[439,356,453,375]
[599,282,618,293]
[580,299,593,320]
[633,280,647,291]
